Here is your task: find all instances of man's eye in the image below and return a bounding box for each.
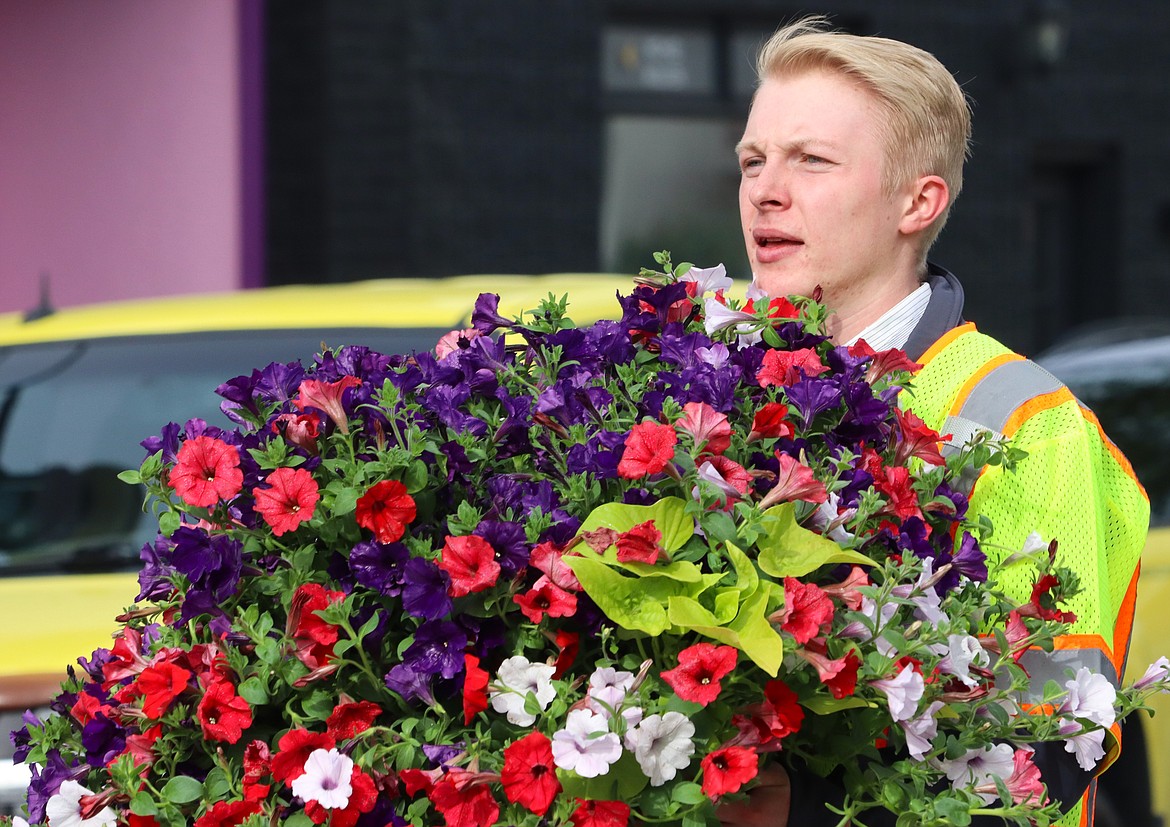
[802,154,828,165]
[740,157,764,174]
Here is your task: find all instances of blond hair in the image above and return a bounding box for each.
[754,17,972,250]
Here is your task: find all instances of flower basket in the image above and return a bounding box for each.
[9,254,1168,827]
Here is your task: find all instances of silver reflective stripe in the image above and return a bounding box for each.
[938,359,1067,492]
[1011,647,1120,703]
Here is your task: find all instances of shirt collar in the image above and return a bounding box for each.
[844,282,933,352]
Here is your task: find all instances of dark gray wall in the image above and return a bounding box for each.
[264,1,1170,353]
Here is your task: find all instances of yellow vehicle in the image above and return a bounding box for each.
[0,273,631,811]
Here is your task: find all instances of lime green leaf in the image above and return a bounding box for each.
[756,503,874,578]
[565,556,669,635]
[726,583,785,676]
[724,542,759,595]
[801,695,875,714]
[579,497,694,552]
[672,781,707,805]
[160,775,203,804]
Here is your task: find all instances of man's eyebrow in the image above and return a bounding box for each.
[734,139,759,156]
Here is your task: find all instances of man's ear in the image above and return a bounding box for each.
[898,175,950,236]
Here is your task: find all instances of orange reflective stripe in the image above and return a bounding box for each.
[1112,564,1141,674]
[917,321,975,366]
[1052,633,1114,663]
[1002,387,1075,437]
[947,353,1023,418]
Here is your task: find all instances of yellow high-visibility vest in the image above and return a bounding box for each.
[908,323,1149,827]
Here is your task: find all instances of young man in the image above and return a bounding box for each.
[723,17,1148,827]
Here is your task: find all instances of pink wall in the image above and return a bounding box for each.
[0,1,247,314]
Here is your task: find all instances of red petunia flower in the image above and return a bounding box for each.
[757,452,827,509]
[892,408,949,466]
[242,739,272,801]
[874,464,923,522]
[661,642,738,706]
[168,435,243,508]
[135,660,192,719]
[438,534,501,596]
[569,799,631,827]
[777,578,834,645]
[700,745,759,799]
[462,653,490,725]
[1021,574,1077,624]
[197,679,253,744]
[501,731,561,816]
[326,700,382,740]
[513,576,578,623]
[271,728,336,784]
[296,375,362,434]
[289,583,347,669]
[849,339,921,383]
[528,541,582,591]
[748,402,794,441]
[756,347,828,388]
[272,411,322,455]
[758,679,805,742]
[617,421,678,479]
[795,639,862,700]
[253,466,320,536]
[429,770,500,827]
[70,691,108,726]
[355,479,417,543]
[614,520,662,564]
[128,816,162,827]
[192,799,262,827]
[304,765,379,827]
[551,629,580,679]
[675,401,731,456]
[121,723,163,772]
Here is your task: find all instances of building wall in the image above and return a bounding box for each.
[0,1,250,315]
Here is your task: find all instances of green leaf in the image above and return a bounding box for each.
[672,780,708,805]
[159,510,181,536]
[404,460,430,493]
[238,676,268,705]
[756,503,874,578]
[330,485,360,516]
[203,767,232,802]
[579,497,694,553]
[118,469,142,485]
[161,775,203,804]
[667,581,784,675]
[565,556,670,635]
[129,791,159,816]
[801,695,875,714]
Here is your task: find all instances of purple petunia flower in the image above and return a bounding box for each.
[422,743,466,768]
[952,531,988,583]
[168,527,244,624]
[82,713,126,769]
[349,540,410,597]
[785,375,843,423]
[384,662,437,706]
[25,749,82,823]
[137,534,178,602]
[401,558,453,620]
[473,520,529,575]
[403,620,468,679]
[471,293,514,334]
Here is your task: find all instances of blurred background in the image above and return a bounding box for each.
[2,0,1169,354]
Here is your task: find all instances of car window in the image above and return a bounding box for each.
[0,327,446,577]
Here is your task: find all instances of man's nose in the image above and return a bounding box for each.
[746,163,790,209]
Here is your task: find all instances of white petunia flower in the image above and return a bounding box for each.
[901,701,944,761]
[939,744,1015,802]
[291,748,354,809]
[679,263,733,295]
[1133,656,1170,691]
[939,634,990,687]
[869,663,925,722]
[1059,722,1107,771]
[490,655,557,727]
[624,711,696,785]
[45,780,117,827]
[587,667,641,726]
[552,708,623,778]
[1060,667,1117,728]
